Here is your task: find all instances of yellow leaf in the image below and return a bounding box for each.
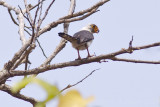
[58,90,94,107]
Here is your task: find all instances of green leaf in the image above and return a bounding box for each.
[11,76,59,107]
[33,78,59,105]
[11,76,34,93]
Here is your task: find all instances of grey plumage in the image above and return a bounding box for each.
[73,30,94,44]
[58,30,94,50]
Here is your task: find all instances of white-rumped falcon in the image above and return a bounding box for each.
[58,24,99,60]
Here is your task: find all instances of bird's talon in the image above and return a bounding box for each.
[87,54,95,58]
[75,57,81,60]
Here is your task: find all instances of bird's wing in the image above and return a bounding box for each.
[58,33,78,42]
[73,30,94,44]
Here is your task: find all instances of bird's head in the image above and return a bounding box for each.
[81,24,99,33]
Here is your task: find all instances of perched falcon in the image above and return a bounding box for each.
[58,24,99,60]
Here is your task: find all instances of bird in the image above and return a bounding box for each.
[58,24,99,60]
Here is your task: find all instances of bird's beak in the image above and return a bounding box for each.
[97,29,99,33]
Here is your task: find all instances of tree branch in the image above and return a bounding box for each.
[24,0,34,25]
[18,12,27,45]
[111,57,160,64]
[60,0,110,20]
[0,84,38,106]
[60,68,99,93]
[40,0,56,24]
[9,41,160,77]
[0,1,19,14]
[38,0,110,36]
[11,44,35,70]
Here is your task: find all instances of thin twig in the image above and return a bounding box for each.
[8,9,31,29]
[8,9,19,25]
[60,68,100,93]
[59,0,110,20]
[24,0,34,25]
[111,57,160,64]
[18,5,32,27]
[36,39,47,58]
[33,0,40,30]
[29,0,45,11]
[41,0,56,23]
[11,44,35,70]
[128,36,134,53]
[37,0,44,25]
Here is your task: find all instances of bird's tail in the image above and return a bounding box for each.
[58,32,77,42]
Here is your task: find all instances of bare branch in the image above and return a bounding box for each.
[34,0,56,41]
[37,0,43,27]
[60,68,100,93]
[0,84,38,106]
[111,57,160,64]
[38,0,110,36]
[60,0,110,20]
[40,0,55,24]
[18,5,33,28]
[8,9,32,35]
[41,39,67,67]
[23,0,36,45]
[0,1,19,14]
[37,39,47,58]
[10,41,160,76]
[29,0,45,11]
[8,9,19,25]
[64,8,98,22]
[3,38,32,70]
[18,12,27,45]
[128,35,134,53]
[24,0,34,25]
[63,0,76,33]
[33,1,40,30]
[11,44,35,70]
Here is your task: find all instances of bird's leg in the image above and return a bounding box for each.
[86,47,92,58]
[76,49,81,60]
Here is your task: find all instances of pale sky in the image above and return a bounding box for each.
[1,0,160,107]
